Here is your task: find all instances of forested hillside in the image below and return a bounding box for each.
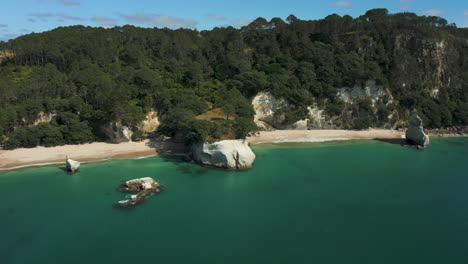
[0,9,467,149]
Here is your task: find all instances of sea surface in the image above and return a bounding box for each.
[1,138,468,264]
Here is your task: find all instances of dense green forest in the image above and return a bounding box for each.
[0,9,467,149]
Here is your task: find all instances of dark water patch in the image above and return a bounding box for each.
[176,165,193,174]
[196,168,208,174]
[374,138,405,145]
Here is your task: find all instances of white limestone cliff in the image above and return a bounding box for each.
[191,140,256,169]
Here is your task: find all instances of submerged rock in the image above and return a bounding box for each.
[191,140,256,169]
[65,156,80,173]
[405,110,430,148]
[117,177,162,208]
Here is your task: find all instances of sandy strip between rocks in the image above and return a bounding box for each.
[247,129,403,144]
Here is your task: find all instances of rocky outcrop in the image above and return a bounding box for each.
[191,140,256,169]
[102,122,133,143]
[138,110,160,133]
[405,111,430,148]
[337,80,392,106]
[65,156,80,173]
[33,112,56,126]
[117,177,162,208]
[252,92,289,130]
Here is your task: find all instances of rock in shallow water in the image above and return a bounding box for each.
[405,110,430,148]
[117,177,162,208]
[65,156,80,173]
[191,140,256,169]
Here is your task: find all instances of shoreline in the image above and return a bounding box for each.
[1,128,463,171]
[246,128,404,144]
[0,139,184,171]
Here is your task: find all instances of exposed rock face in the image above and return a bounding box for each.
[337,80,393,106]
[395,35,450,98]
[65,156,80,173]
[252,92,337,130]
[191,140,256,169]
[138,110,160,133]
[405,111,430,148]
[102,122,133,143]
[252,92,289,130]
[33,112,56,126]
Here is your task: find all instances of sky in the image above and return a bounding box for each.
[0,0,467,41]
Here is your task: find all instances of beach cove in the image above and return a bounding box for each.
[0,129,403,170]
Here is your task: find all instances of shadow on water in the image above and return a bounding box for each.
[373,138,405,145]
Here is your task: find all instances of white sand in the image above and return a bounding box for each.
[0,140,181,170]
[247,129,403,144]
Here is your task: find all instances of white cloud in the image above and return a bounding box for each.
[30,12,54,18]
[231,19,251,27]
[57,13,82,21]
[118,13,197,28]
[55,0,80,6]
[0,24,8,28]
[399,0,413,11]
[91,16,117,27]
[29,12,83,22]
[333,1,352,7]
[206,13,227,21]
[422,9,443,16]
[464,10,468,16]
[37,0,80,6]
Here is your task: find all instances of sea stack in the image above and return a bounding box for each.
[405,110,430,148]
[65,156,81,173]
[191,140,256,169]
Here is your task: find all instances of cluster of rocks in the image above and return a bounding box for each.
[116,177,162,208]
[427,126,468,137]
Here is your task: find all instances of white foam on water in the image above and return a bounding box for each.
[0,162,65,171]
[269,137,352,144]
[133,155,158,160]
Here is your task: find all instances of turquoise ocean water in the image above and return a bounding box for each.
[1,138,468,264]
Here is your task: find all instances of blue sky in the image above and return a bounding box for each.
[1,0,467,41]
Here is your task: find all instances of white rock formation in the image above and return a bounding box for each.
[124,177,159,190]
[102,122,133,142]
[405,111,430,148]
[337,80,392,106]
[66,156,80,173]
[252,92,289,130]
[138,110,160,133]
[192,140,256,169]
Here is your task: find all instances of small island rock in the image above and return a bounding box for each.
[405,110,430,148]
[65,156,80,173]
[191,140,256,169]
[117,177,162,208]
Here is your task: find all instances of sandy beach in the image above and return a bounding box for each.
[247,129,403,144]
[0,139,183,171]
[0,129,403,170]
